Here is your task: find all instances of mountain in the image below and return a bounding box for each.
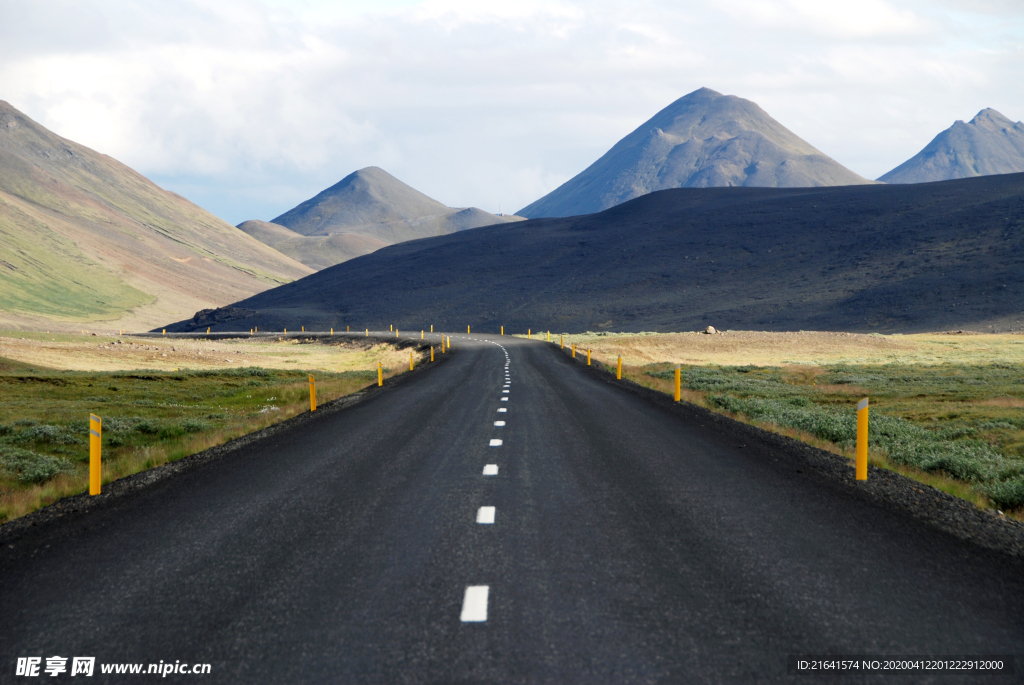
[238,167,525,270]
[0,100,312,331]
[879,109,1024,184]
[168,173,1024,335]
[236,220,388,272]
[518,87,873,218]
[273,166,450,235]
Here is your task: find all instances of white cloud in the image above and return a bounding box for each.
[721,0,932,39]
[0,0,1022,222]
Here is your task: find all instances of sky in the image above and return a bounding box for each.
[1,0,1022,225]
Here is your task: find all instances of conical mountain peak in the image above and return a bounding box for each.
[879,108,1024,183]
[968,108,1017,131]
[518,88,871,218]
[272,166,450,236]
[243,166,524,269]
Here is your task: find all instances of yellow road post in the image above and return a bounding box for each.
[431,325,433,332]
[572,343,576,358]
[674,366,681,402]
[391,325,393,331]
[857,398,869,480]
[468,326,471,334]
[366,329,368,336]
[431,346,434,362]
[347,326,350,332]
[162,329,166,335]
[587,349,591,365]
[206,327,210,335]
[421,330,424,340]
[378,362,383,386]
[331,328,334,335]
[89,414,102,495]
[501,326,504,336]
[528,329,531,339]
[309,375,316,411]
[396,329,399,338]
[547,331,550,342]
[617,356,622,379]
[410,352,414,371]
[302,326,305,332]
[285,328,287,334]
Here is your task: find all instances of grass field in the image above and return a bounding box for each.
[0,333,426,523]
[543,331,1024,517]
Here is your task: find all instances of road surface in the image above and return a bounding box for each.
[2,334,1022,683]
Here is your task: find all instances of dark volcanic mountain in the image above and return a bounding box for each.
[170,173,1024,335]
[880,109,1024,184]
[238,167,524,269]
[518,87,873,218]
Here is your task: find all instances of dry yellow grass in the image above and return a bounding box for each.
[550,330,1024,367]
[0,331,419,373]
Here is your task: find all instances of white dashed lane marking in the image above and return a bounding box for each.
[483,464,498,475]
[502,390,509,394]
[476,506,496,524]
[489,439,502,446]
[494,421,505,426]
[460,586,489,622]
[501,397,508,402]
[497,408,507,413]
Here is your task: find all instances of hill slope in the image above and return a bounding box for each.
[0,101,312,331]
[518,87,873,218]
[236,220,388,272]
[880,109,1024,183]
[239,167,524,270]
[169,173,1024,335]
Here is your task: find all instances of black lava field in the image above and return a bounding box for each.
[171,173,1024,334]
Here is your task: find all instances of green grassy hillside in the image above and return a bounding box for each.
[0,101,312,330]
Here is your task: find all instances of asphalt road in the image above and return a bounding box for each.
[2,334,1023,683]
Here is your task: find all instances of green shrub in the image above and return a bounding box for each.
[181,418,210,433]
[0,445,76,483]
[105,417,143,433]
[134,420,160,435]
[707,393,1018,483]
[983,479,1024,511]
[12,424,83,446]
